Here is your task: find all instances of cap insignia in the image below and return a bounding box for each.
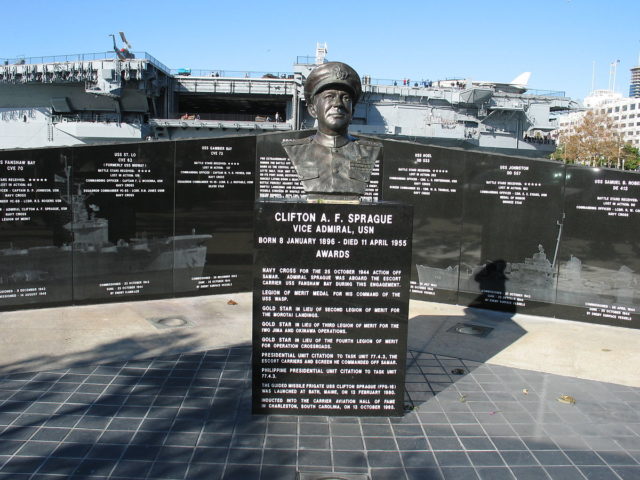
[332,66,349,81]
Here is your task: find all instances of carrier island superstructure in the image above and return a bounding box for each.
[0,46,578,156]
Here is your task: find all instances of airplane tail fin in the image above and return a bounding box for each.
[510,72,531,87]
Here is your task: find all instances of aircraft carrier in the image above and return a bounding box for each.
[0,39,579,156]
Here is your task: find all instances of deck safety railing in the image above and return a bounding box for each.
[0,52,171,74]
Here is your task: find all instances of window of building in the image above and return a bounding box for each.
[623,105,628,111]
[608,108,613,113]
[632,104,637,110]
[615,106,620,112]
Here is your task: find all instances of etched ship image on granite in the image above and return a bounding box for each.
[417,243,639,309]
[0,179,211,289]
[556,257,638,309]
[416,244,556,302]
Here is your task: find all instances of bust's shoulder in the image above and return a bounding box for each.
[282,136,314,146]
[352,136,383,148]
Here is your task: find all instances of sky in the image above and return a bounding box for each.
[2,0,639,102]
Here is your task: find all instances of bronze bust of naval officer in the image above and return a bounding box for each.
[282,62,382,202]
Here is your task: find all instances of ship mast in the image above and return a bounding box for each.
[552,213,565,269]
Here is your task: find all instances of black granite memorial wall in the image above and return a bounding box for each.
[457,153,565,317]
[252,201,413,415]
[382,140,465,305]
[1,134,640,330]
[0,148,73,309]
[174,137,255,295]
[554,165,640,329]
[71,142,175,303]
[256,131,309,200]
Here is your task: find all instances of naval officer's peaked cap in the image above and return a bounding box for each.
[304,62,362,104]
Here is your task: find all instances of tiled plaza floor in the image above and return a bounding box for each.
[0,345,639,480]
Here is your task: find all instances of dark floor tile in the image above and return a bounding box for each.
[51,442,92,458]
[597,450,639,466]
[147,461,189,479]
[74,416,110,429]
[156,445,195,462]
[401,467,441,479]
[434,451,471,467]
[531,450,571,466]
[110,459,153,477]
[230,434,264,448]
[86,443,127,460]
[397,436,429,451]
[260,465,297,480]
[264,435,297,450]
[190,447,228,464]
[544,466,589,480]
[434,466,477,479]
[298,450,332,467]
[467,450,505,467]
[508,466,550,480]
[261,448,296,466]
[299,435,330,450]
[95,430,134,444]
[267,422,297,435]
[1,426,38,441]
[0,440,23,455]
[371,468,409,480]
[0,413,20,426]
[613,466,640,480]
[452,424,486,437]
[490,437,527,451]
[430,436,463,450]
[330,424,362,436]
[15,440,58,457]
[184,462,224,480]
[227,447,264,465]
[561,450,604,466]
[0,456,47,474]
[521,436,558,451]
[62,429,103,443]
[333,450,368,468]
[422,424,455,437]
[500,450,539,466]
[393,424,424,436]
[108,417,142,431]
[401,451,438,468]
[332,436,363,450]
[223,464,260,479]
[73,458,115,476]
[459,436,495,450]
[121,444,160,461]
[577,465,624,479]
[163,431,200,447]
[474,466,515,479]
[361,424,394,437]
[299,423,330,436]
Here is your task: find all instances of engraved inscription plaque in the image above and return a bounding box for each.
[175,137,255,295]
[253,201,412,416]
[71,142,174,302]
[0,148,73,308]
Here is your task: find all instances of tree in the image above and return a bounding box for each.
[551,110,634,168]
[620,144,640,171]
